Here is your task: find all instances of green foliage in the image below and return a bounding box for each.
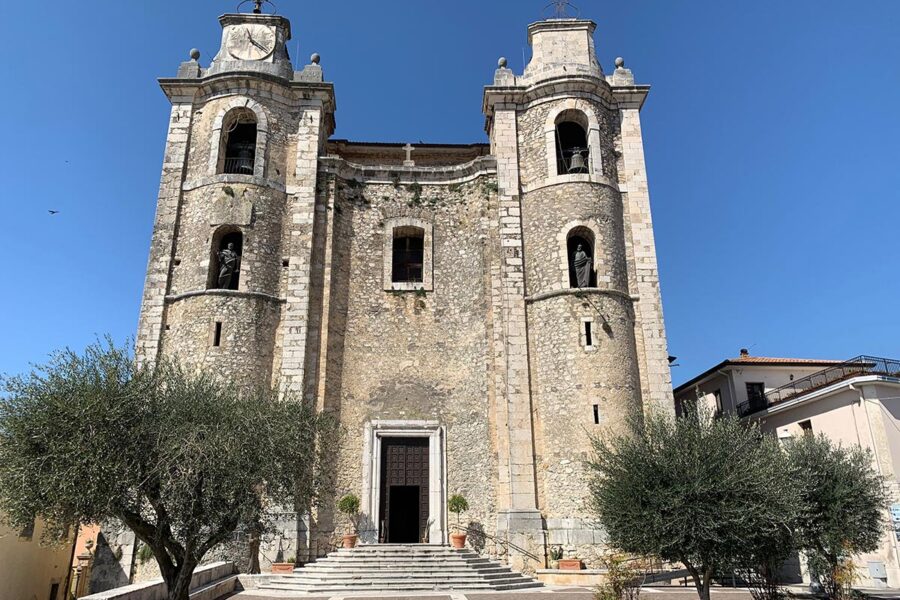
[587,403,800,600]
[137,542,155,564]
[337,493,360,534]
[787,434,886,600]
[594,552,646,600]
[406,181,423,205]
[0,339,336,600]
[549,545,563,561]
[337,493,360,516]
[448,493,468,529]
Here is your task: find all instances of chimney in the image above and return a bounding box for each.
[740,348,750,357]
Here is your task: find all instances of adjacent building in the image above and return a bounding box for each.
[0,515,75,600]
[674,351,900,588]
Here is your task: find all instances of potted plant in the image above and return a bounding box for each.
[338,493,361,548]
[549,545,563,569]
[271,555,295,574]
[448,493,469,549]
[270,541,294,573]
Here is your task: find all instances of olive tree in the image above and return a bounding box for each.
[787,434,886,599]
[587,404,801,600]
[0,340,336,600]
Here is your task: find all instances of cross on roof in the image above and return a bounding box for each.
[546,0,578,18]
[402,143,415,166]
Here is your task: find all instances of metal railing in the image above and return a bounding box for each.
[737,355,900,417]
[223,156,255,175]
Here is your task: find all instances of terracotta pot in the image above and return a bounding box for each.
[342,533,359,548]
[271,562,294,574]
[450,533,467,549]
[558,558,583,571]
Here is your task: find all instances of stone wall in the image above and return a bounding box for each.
[310,173,502,554]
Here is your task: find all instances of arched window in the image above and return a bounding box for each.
[555,110,590,175]
[208,227,243,290]
[218,109,257,175]
[567,227,596,288]
[392,226,425,284]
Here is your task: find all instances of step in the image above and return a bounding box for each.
[257,544,542,593]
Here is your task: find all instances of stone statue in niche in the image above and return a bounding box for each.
[573,244,592,288]
[217,243,240,289]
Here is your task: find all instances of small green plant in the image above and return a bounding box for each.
[549,546,563,561]
[595,553,644,600]
[414,287,426,298]
[223,186,235,197]
[337,493,361,534]
[137,542,154,564]
[407,182,423,205]
[286,555,296,565]
[448,494,469,531]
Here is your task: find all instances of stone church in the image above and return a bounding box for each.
[134,5,673,572]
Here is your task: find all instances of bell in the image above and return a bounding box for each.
[568,150,587,173]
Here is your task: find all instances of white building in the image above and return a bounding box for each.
[675,350,900,588]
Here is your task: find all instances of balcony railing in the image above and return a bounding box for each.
[737,355,900,417]
[222,157,255,175]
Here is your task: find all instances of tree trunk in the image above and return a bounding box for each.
[166,561,197,600]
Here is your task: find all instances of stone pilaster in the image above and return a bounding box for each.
[490,104,544,571]
[135,97,196,366]
[279,103,324,396]
[617,101,674,416]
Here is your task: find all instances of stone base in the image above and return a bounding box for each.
[537,568,606,586]
[496,509,547,573]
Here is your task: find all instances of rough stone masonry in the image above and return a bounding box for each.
[114,8,675,587]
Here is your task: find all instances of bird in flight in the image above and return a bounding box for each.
[48,210,60,215]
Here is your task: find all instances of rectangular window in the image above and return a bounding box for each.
[584,321,593,347]
[799,420,813,436]
[593,404,600,425]
[213,321,223,347]
[392,230,425,283]
[746,382,766,411]
[713,389,723,416]
[19,518,35,540]
[49,583,59,600]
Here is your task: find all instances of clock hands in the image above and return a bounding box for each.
[246,30,268,52]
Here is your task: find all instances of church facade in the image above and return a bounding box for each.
[136,7,673,571]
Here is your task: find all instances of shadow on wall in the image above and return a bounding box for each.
[89,530,131,593]
[467,521,486,553]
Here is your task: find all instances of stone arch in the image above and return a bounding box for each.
[556,220,605,290]
[208,225,244,290]
[208,97,270,177]
[544,100,603,178]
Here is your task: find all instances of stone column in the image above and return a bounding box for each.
[490,104,544,571]
[618,104,674,417]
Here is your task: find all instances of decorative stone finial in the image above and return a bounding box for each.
[311,53,321,65]
[498,57,508,68]
[615,57,625,69]
[190,48,201,61]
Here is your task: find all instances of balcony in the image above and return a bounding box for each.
[737,356,900,417]
[222,156,255,175]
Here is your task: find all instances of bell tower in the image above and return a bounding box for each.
[128,2,335,575]
[483,14,673,569]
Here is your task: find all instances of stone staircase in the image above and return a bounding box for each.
[258,544,544,594]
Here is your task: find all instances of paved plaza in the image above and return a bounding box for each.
[229,586,757,600]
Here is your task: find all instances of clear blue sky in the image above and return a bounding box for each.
[2,1,898,386]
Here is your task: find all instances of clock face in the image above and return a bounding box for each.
[227,25,276,61]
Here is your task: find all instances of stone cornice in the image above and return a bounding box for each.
[318,155,497,186]
[165,289,285,304]
[159,72,336,114]
[482,76,651,131]
[525,287,636,304]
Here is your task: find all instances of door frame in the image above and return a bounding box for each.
[361,420,446,544]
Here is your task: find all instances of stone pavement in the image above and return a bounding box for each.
[229,585,756,600]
